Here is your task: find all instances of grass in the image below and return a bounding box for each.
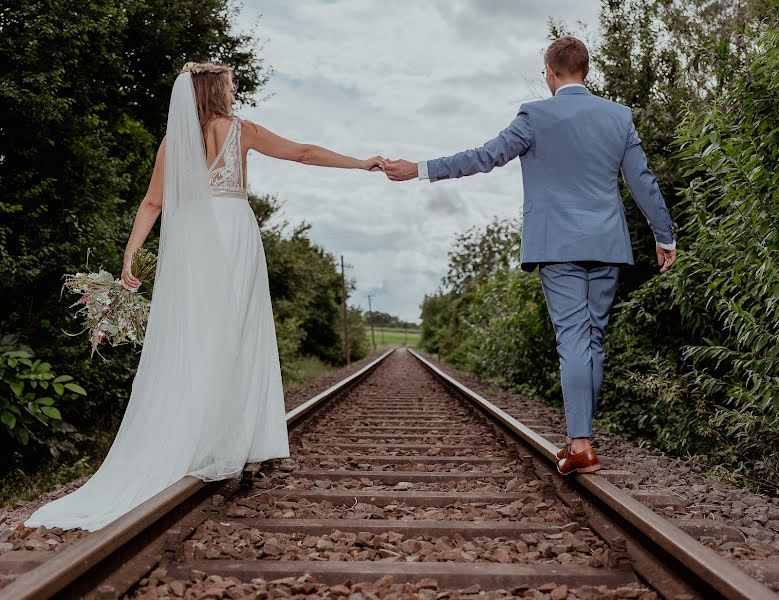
[282,355,335,392]
[366,327,421,348]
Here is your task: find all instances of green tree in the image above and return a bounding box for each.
[420,220,521,366]
[461,269,559,401]
[443,219,521,293]
[345,307,369,363]
[248,194,358,368]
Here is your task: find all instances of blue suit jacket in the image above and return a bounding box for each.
[426,86,675,270]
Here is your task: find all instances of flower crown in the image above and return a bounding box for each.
[180,62,228,75]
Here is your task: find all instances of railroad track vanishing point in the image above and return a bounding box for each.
[1,348,776,599]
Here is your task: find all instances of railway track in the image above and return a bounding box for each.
[1,348,776,599]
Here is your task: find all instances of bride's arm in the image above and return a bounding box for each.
[121,139,165,290]
[241,120,384,171]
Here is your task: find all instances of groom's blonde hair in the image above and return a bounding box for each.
[545,37,589,79]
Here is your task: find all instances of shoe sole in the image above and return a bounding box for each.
[557,462,602,476]
[575,463,602,474]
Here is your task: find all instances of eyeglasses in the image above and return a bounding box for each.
[541,67,547,79]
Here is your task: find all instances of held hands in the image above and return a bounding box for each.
[383,159,418,181]
[656,245,678,273]
[363,156,387,172]
[362,156,418,181]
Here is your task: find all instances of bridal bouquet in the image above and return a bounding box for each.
[63,249,157,357]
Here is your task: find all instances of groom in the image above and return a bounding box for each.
[384,36,677,475]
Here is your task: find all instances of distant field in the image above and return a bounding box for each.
[366,327,421,348]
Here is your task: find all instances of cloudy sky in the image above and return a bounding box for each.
[236,0,601,323]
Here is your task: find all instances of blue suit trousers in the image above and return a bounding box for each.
[539,262,619,438]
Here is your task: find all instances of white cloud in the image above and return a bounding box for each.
[237,0,600,322]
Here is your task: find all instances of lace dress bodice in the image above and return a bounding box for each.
[208,118,247,199]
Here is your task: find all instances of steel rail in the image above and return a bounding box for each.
[409,349,777,600]
[2,348,395,600]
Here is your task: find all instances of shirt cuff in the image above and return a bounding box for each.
[418,161,429,180]
[656,239,676,251]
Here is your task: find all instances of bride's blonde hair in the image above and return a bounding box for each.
[180,61,233,139]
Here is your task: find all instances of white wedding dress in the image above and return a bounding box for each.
[25,78,289,532]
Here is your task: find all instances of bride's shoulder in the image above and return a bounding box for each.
[207,116,235,132]
[236,119,268,143]
[235,117,260,132]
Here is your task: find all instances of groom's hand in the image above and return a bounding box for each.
[656,245,678,273]
[384,159,418,181]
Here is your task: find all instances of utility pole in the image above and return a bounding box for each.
[340,255,350,365]
[366,294,376,351]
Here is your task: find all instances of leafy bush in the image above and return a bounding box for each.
[249,194,366,367]
[461,269,559,402]
[626,25,778,490]
[0,336,87,470]
[346,307,370,363]
[420,219,521,362]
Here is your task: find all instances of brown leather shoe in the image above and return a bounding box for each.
[557,447,602,475]
[556,444,571,460]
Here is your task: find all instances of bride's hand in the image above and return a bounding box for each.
[362,156,386,172]
[121,262,141,291]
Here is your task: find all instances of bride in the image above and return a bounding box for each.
[24,62,385,532]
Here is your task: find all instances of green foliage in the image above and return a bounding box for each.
[574,0,775,298]
[346,307,369,362]
[364,311,418,329]
[419,291,459,356]
[460,270,560,402]
[443,219,521,293]
[0,335,87,469]
[420,227,558,399]
[279,356,334,393]
[602,21,779,491]
[274,318,306,383]
[420,219,520,362]
[0,456,97,508]
[249,194,352,366]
